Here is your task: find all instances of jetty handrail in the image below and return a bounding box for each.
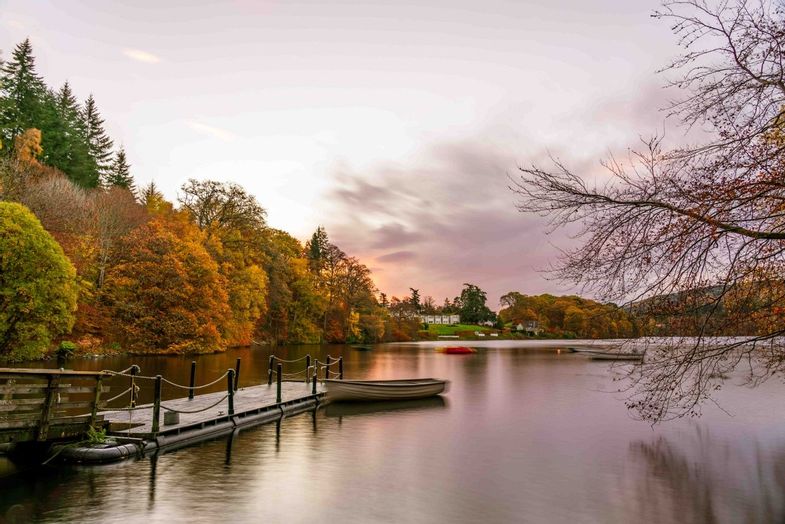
[0,367,112,443]
[269,355,310,364]
[268,354,311,385]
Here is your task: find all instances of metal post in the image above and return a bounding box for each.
[227,369,235,416]
[311,366,317,395]
[324,356,331,381]
[305,355,311,383]
[152,375,162,436]
[234,358,241,392]
[188,361,196,400]
[276,363,282,404]
[130,365,140,407]
[268,355,275,385]
[338,357,344,380]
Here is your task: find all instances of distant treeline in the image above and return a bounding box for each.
[498,293,640,339]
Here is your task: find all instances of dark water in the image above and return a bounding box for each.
[2,341,785,524]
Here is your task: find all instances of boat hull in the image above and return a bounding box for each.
[325,379,448,402]
[589,353,643,361]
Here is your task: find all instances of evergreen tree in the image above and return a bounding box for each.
[0,38,47,150]
[50,82,94,186]
[105,147,134,192]
[305,226,329,273]
[83,94,113,184]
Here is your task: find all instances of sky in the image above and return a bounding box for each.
[0,0,686,307]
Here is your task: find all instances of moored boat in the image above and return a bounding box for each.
[588,352,644,361]
[440,346,475,354]
[325,378,449,402]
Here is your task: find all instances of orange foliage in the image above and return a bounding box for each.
[102,216,230,353]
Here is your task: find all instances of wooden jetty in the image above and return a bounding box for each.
[0,354,343,463]
[0,368,111,445]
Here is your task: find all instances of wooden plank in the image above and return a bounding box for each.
[0,385,49,394]
[0,411,43,421]
[37,375,59,441]
[54,401,94,410]
[0,419,38,429]
[0,368,113,377]
[0,399,45,411]
[60,386,110,394]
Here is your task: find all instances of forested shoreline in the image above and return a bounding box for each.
[0,38,637,361]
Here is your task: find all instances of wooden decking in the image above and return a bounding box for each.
[102,381,326,438]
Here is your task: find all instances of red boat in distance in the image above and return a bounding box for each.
[440,346,476,355]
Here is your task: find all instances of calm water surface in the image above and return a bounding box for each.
[1,341,784,523]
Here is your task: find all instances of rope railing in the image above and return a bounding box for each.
[93,353,342,438]
[161,371,230,391]
[270,355,310,364]
[161,395,229,414]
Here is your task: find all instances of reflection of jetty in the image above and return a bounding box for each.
[0,354,343,463]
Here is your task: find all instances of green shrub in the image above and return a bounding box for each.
[0,203,78,361]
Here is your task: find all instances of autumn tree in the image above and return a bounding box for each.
[512,0,785,422]
[178,179,268,346]
[0,202,78,360]
[103,216,230,353]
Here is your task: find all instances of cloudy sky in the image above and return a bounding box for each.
[1,0,685,306]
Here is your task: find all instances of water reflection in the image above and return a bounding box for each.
[626,429,785,523]
[324,397,447,418]
[2,343,785,523]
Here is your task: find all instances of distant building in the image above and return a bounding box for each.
[516,320,542,335]
[420,314,460,325]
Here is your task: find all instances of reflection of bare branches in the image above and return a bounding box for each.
[626,428,785,523]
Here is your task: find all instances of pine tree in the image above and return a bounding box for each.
[106,147,135,192]
[83,94,113,184]
[0,38,47,150]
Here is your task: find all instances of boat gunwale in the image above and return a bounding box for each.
[325,378,447,388]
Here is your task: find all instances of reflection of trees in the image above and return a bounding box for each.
[627,428,785,523]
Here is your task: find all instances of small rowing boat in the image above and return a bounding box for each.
[325,378,449,402]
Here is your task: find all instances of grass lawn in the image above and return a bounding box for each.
[426,323,494,335]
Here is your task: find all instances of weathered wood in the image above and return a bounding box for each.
[91,376,103,426]
[130,365,140,407]
[0,384,49,394]
[276,364,282,403]
[0,398,47,407]
[312,367,318,394]
[0,368,112,377]
[227,369,235,415]
[188,361,196,400]
[234,358,241,392]
[325,357,331,380]
[37,375,60,441]
[152,375,162,436]
[268,355,275,385]
[101,381,325,437]
[55,401,95,410]
[339,357,344,379]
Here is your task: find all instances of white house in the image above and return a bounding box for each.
[420,314,460,325]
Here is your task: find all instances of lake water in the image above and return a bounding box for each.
[1,340,784,523]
